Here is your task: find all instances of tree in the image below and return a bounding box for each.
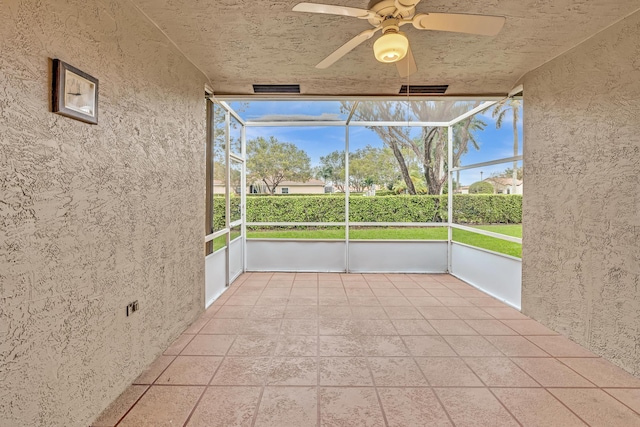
[317,150,346,192]
[343,101,486,195]
[493,166,523,180]
[492,98,522,193]
[246,136,312,195]
[469,181,494,194]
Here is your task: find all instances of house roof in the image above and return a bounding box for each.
[130,0,639,96]
[279,179,326,186]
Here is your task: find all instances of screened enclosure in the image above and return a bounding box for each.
[205,97,523,309]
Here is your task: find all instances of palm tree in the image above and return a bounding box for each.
[492,99,522,194]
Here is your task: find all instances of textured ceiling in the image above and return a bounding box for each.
[131,0,639,96]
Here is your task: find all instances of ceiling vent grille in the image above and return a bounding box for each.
[253,84,301,94]
[399,85,449,95]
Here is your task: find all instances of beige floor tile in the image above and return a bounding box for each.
[181,335,235,356]
[550,388,640,427]
[464,357,538,387]
[255,386,317,427]
[368,357,428,386]
[453,289,489,298]
[416,306,459,319]
[118,385,204,427]
[156,356,222,385]
[319,297,349,306]
[425,289,460,297]
[261,287,291,296]
[444,336,504,357]
[284,305,318,319]
[379,296,413,307]
[467,297,510,308]
[256,296,289,306]
[134,356,175,384]
[399,288,431,297]
[435,388,518,427]
[183,317,210,334]
[403,335,457,356]
[319,335,363,356]
[318,306,352,318]
[320,357,373,386]
[409,296,443,307]
[267,357,318,386]
[352,319,398,335]
[238,319,282,335]
[199,318,243,335]
[275,335,318,356]
[225,295,259,306]
[318,287,346,296]
[500,319,558,335]
[605,388,640,413]
[481,307,528,319]
[372,288,403,297]
[210,357,270,385]
[92,385,148,426]
[429,320,478,335]
[436,297,474,307]
[351,306,388,319]
[319,319,355,335]
[526,336,597,357]
[348,296,382,306]
[383,306,423,319]
[346,288,375,297]
[484,336,549,357]
[415,357,483,386]
[213,306,252,318]
[360,336,410,356]
[280,319,318,335]
[291,287,318,296]
[391,319,437,335]
[465,319,518,335]
[560,358,640,387]
[448,306,494,320]
[511,358,595,387]
[288,296,318,306]
[228,335,278,356]
[248,306,286,319]
[492,388,587,427]
[320,387,384,427]
[186,386,261,427]
[164,334,195,355]
[379,388,452,427]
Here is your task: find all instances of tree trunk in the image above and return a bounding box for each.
[388,140,416,195]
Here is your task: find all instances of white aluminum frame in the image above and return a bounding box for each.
[209,95,523,277]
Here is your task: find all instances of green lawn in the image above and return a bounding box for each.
[245,227,449,240]
[454,225,522,258]
[212,230,242,252]
[224,224,522,259]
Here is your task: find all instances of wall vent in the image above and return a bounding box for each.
[399,85,449,95]
[253,84,301,94]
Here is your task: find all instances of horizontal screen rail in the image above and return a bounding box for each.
[450,155,522,172]
[205,229,229,242]
[451,224,522,244]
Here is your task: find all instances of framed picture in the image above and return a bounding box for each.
[52,59,99,124]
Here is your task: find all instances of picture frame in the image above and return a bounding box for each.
[52,59,99,125]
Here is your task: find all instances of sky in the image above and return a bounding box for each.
[229,100,523,186]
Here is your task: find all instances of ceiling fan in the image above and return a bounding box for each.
[292,0,505,77]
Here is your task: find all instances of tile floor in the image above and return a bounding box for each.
[93,273,640,427]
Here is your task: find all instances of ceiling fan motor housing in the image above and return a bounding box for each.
[367,0,415,25]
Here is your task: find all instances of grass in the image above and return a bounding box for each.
[221,224,522,259]
[245,227,449,240]
[453,226,522,258]
[212,230,242,252]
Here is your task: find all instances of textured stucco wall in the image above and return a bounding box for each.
[522,11,640,375]
[0,1,207,426]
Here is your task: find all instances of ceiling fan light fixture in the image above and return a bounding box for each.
[373,31,408,63]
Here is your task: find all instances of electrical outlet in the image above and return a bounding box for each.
[126,300,139,316]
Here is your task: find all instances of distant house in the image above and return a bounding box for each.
[457,186,470,194]
[484,177,524,195]
[249,179,326,195]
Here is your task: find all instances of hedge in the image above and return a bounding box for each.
[213,194,522,229]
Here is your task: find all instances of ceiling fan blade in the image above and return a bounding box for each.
[396,44,417,78]
[316,28,379,69]
[293,2,371,19]
[412,13,505,36]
